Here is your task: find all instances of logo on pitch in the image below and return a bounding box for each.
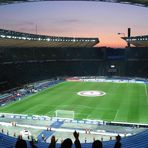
[77,91,106,97]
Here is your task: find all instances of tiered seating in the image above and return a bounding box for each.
[0,47,105,63]
[0,133,17,148]
[1,129,148,148]
[121,129,148,148]
[0,29,99,48]
[127,47,148,59]
[0,93,15,105]
[1,46,148,91]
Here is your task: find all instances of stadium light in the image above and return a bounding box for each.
[110,65,115,68]
[117,32,125,37]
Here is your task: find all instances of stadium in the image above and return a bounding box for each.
[0,1,148,148]
[122,35,148,47]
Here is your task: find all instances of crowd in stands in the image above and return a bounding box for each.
[14,131,121,148]
[0,79,62,106]
[1,46,148,92]
[0,47,104,63]
[0,89,31,106]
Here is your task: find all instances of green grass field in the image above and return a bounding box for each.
[0,81,148,124]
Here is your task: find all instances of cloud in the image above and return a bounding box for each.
[58,18,83,24]
[48,17,87,25]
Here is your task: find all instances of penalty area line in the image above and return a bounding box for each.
[114,109,119,121]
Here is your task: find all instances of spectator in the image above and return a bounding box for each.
[114,134,121,148]
[7,130,9,135]
[48,135,58,148]
[14,132,16,137]
[61,138,72,148]
[92,140,102,148]
[15,135,27,148]
[30,139,37,148]
[73,131,82,148]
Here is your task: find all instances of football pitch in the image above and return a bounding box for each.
[0,81,148,124]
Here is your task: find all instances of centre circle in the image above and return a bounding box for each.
[77,91,106,97]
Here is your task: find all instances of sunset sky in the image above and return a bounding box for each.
[0,1,148,48]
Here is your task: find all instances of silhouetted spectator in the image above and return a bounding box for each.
[30,139,37,148]
[61,138,72,148]
[92,140,102,148]
[14,132,16,137]
[101,137,103,141]
[114,134,121,148]
[7,130,9,135]
[48,135,58,148]
[15,135,27,148]
[73,131,82,148]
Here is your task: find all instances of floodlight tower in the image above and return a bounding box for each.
[118,28,131,48]
[127,28,131,48]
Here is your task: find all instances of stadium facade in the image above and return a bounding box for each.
[0,1,148,148]
[0,0,148,7]
[122,35,148,47]
[0,29,99,48]
[0,28,148,91]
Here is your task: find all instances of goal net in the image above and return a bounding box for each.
[55,110,74,119]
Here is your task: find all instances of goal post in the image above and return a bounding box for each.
[55,110,74,119]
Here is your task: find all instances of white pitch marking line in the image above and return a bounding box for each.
[114,109,119,121]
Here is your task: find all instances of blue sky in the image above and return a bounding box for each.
[0,1,148,47]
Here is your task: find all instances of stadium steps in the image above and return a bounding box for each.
[37,130,54,142]
[51,120,64,128]
[37,121,64,142]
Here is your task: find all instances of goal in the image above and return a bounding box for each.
[55,110,74,119]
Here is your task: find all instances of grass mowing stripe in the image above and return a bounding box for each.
[144,83,148,104]
[127,83,142,123]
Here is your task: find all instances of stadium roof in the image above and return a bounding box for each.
[0,29,99,47]
[122,35,148,47]
[0,0,148,7]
